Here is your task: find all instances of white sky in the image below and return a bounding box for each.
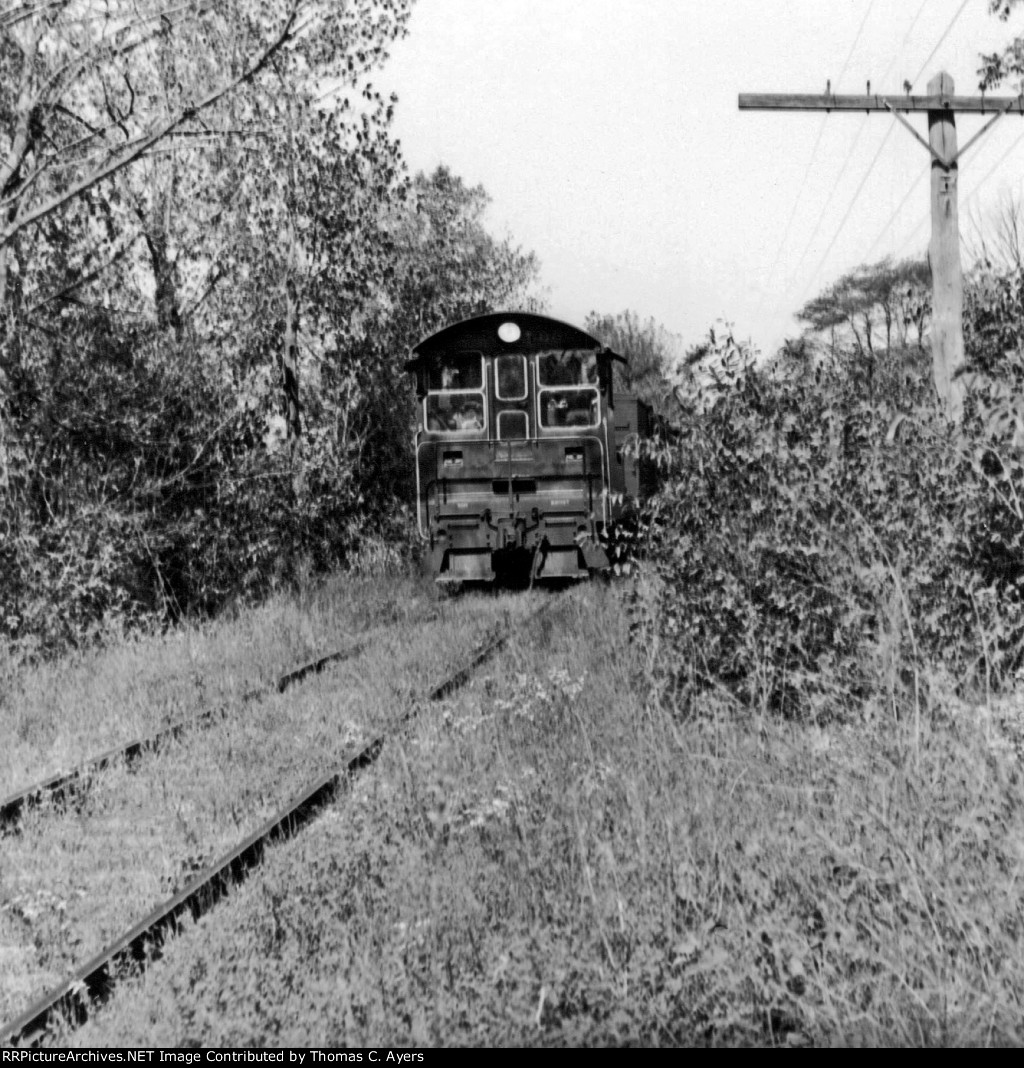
[382,1,1022,356]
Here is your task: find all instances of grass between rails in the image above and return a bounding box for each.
[43,579,1024,1047]
[0,574,537,1028]
[0,574,436,796]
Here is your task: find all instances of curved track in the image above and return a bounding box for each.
[0,598,557,1047]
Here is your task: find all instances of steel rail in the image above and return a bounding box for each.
[0,598,556,1047]
[0,637,369,837]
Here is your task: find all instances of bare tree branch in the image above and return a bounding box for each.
[2,4,300,245]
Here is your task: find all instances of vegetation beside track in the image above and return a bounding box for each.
[0,574,540,1028]
[13,577,1014,1048]
[0,575,433,796]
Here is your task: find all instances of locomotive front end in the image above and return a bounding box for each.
[406,313,633,584]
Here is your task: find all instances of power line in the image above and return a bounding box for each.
[892,209,929,260]
[810,0,932,269]
[963,126,1024,204]
[795,0,972,299]
[873,0,930,93]
[839,0,881,85]
[764,0,880,286]
[822,0,930,268]
[889,114,1024,261]
[862,166,928,262]
[785,116,870,291]
[910,0,971,86]
[800,121,897,305]
[765,118,827,284]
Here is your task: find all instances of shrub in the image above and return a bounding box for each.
[635,331,1024,719]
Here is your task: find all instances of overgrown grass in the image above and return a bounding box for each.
[0,569,541,1026]
[38,580,1023,1048]
[0,572,435,795]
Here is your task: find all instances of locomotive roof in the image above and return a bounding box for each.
[405,312,623,371]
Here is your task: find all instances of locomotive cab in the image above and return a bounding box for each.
[406,312,650,584]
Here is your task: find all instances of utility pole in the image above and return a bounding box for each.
[739,76,1024,421]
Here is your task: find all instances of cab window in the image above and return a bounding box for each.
[539,389,598,429]
[537,350,599,429]
[496,354,527,400]
[425,352,485,434]
[426,352,483,391]
[498,410,529,440]
[537,350,599,387]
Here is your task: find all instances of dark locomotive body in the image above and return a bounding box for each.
[406,312,654,583]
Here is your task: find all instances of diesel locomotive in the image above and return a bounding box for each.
[405,312,654,583]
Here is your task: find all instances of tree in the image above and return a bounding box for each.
[348,166,543,514]
[979,1,1024,90]
[798,259,930,356]
[2,2,296,304]
[584,309,679,416]
[0,1,416,647]
[384,166,541,338]
[0,6,558,651]
[0,0,413,479]
[798,256,931,401]
[795,258,933,408]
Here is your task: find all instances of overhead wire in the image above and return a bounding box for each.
[765,119,828,285]
[890,124,1024,260]
[784,0,928,294]
[851,0,931,262]
[801,123,897,298]
[863,0,1015,265]
[910,0,972,90]
[795,0,972,303]
[785,118,870,291]
[861,165,929,262]
[963,125,1024,203]
[765,0,881,288]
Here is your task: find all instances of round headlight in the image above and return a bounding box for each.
[497,321,521,343]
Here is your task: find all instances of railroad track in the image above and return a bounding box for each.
[0,641,367,837]
[0,596,558,1047]
[0,610,453,837]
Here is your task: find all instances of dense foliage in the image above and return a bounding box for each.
[637,299,1024,720]
[8,581,1019,1047]
[0,4,540,654]
[980,0,1024,88]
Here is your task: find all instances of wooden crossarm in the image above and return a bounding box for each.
[738,92,1024,114]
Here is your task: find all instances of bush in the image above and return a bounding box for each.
[635,332,1024,720]
[0,325,397,656]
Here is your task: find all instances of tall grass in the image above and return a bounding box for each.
[48,580,1024,1048]
[0,572,435,795]
[0,570,542,1027]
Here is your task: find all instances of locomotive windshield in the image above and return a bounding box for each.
[537,350,599,387]
[537,349,600,429]
[425,352,485,434]
[426,352,482,391]
[496,354,527,400]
